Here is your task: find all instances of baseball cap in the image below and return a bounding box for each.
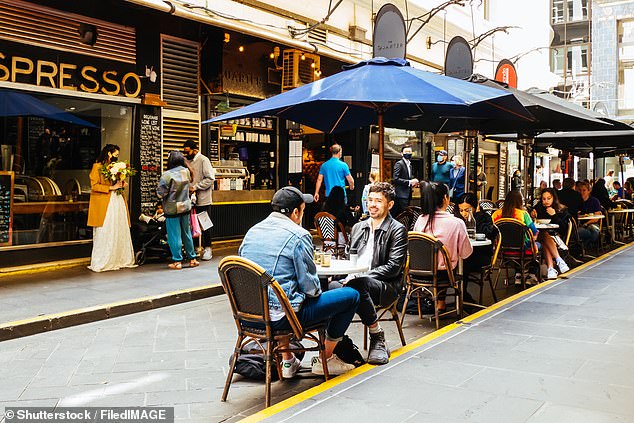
[271,186,314,213]
[438,150,448,156]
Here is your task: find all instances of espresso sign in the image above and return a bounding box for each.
[445,36,473,80]
[495,59,518,88]
[373,4,407,59]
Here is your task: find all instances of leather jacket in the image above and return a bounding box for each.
[349,214,408,290]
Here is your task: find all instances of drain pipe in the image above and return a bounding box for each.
[125,0,363,64]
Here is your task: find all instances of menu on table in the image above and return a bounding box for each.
[0,171,14,246]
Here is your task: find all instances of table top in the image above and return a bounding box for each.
[316,259,369,276]
[535,223,559,229]
[578,215,605,220]
[608,209,634,213]
[470,238,492,247]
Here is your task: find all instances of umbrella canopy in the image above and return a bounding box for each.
[204,58,533,133]
[0,90,96,127]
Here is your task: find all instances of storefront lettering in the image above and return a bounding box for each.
[223,69,262,88]
[0,52,141,98]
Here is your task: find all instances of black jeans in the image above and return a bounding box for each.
[329,276,398,326]
[194,204,213,248]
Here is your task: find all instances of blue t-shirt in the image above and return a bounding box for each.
[582,196,602,214]
[319,157,351,197]
[431,161,454,185]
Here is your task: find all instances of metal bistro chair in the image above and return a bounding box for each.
[445,202,456,215]
[401,232,462,330]
[314,212,348,258]
[218,256,330,408]
[492,218,542,290]
[495,199,505,209]
[353,256,408,350]
[396,206,423,231]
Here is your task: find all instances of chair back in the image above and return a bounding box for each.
[218,256,303,339]
[396,206,422,231]
[407,231,456,286]
[446,202,456,215]
[496,199,505,209]
[479,200,495,216]
[314,212,348,253]
[492,218,537,263]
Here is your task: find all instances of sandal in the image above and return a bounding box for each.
[189,259,200,268]
[168,262,182,270]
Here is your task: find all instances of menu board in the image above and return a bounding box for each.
[208,127,220,162]
[0,171,13,246]
[499,143,507,199]
[138,109,162,214]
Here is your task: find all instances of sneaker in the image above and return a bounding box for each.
[367,330,390,365]
[311,354,355,376]
[281,356,302,379]
[514,273,522,285]
[546,267,558,280]
[202,247,213,261]
[557,258,570,274]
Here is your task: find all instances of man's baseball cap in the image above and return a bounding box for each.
[271,186,314,213]
[438,150,448,156]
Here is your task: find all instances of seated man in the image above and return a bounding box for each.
[577,181,602,248]
[239,186,360,377]
[330,182,408,365]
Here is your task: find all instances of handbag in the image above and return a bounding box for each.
[190,208,201,238]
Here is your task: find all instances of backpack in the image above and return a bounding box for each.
[232,340,305,381]
[333,335,366,367]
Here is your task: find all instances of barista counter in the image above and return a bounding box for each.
[210,189,275,239]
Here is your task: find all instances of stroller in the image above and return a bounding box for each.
[131,218,171,265]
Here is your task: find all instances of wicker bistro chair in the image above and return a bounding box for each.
[401,232,463,330]
[314,212,348,258]
[492,218,542,290]
[218,256,330,408]
[495,199,505,209]
[479,200,496,216]
[396,206,423,231]
[445,202,456,215]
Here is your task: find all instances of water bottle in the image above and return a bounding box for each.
[466,210,476,240]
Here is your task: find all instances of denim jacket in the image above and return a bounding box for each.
[239,212,321,315]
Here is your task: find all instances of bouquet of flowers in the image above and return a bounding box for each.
[101,160,137,195]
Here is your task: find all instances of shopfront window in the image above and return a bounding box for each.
[551,45,588,76]
[0,93,132,246]
[618,20,634,115]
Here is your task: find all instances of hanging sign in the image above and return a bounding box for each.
[444,36,473,79]
[373,4,407,59]
[495,59,518,88]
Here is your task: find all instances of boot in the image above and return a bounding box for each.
[367,330,390,365]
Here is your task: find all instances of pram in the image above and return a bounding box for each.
[131,219,171,265]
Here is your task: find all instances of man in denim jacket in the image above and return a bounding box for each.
[239,186,360,377]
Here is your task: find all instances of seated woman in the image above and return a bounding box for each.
[413,182,473,312]
[591,178,615,211]
[454,193,498,300]
[493,190,568,280]
[530,188,570,241]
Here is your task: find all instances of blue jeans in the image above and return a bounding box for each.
[270,287,360,342]
[578,225,599,247]
[165,214,196,262]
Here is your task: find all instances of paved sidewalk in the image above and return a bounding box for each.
[0,245,238,325]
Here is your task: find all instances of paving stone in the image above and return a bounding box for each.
[526,403,629,423]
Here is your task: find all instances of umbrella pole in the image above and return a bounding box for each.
[378,111,384,182]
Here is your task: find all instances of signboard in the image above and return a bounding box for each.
[444,36,473,79]
[373,4,407,59]
[137,107,162,214]
[0,171,14,246]
[498,143,507,199]
[494,59,518,88]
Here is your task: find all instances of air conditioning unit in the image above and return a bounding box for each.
[282,50,321,91]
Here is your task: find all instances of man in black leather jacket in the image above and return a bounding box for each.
[330,182,408,365]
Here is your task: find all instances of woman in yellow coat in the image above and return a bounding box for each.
[87,144,136,272]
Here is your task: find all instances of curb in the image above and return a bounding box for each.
[0,284,225,342]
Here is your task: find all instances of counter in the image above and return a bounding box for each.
[213,189,274,204]
[210,189,275,239]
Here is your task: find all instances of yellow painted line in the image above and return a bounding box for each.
[242,242,633,422]
[0,284,220,329]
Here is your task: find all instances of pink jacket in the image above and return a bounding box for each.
[413,211,473,270]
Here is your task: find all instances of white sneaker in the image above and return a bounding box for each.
[557,259,570,274]
[281,356,302,379]
[514,273,522,285]
[546,267,558,280]
[311,354,355,376]
[202,247,213,261]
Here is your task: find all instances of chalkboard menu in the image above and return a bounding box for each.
[0,171,14,246]
[499,143,507,199]
[208,127,220,162]
[138,109,162,214]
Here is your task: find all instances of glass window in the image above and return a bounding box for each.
[618,20,634,115]
[1,94,132,246]
[567,0,588,22]
[552,0,565,24]
[567,44,588,76]
[551,48,564,75]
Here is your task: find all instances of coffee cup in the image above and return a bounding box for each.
[475,233,486,241]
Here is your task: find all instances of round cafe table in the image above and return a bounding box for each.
[461,238,493,310]
[316,259,369,291]
[535,223,559,230]
[578,215,604,221]
[607,209,634,244]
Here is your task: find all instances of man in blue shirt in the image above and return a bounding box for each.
[314,144,355,202]
[431,149,453,186]
[239,186,359,377]
[577,181,602,248]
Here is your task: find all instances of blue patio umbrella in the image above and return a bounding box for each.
[0,90,97,127]
[204,58,533,178]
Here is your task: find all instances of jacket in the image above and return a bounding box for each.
[87,162,131,227]
[349,214,408,290]
[239,212,321,315]
[392,159,415,200]
[188,152,215,206]
[157,166,192,216]
[449,166,466,199]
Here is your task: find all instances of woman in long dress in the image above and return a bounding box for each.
[87,144,136,272]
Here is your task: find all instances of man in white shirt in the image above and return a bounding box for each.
[183,139,215,260]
